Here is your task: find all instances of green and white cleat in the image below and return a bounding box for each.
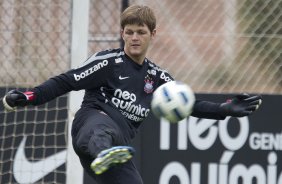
[91,146,135,175]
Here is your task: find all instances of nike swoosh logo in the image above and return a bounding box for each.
[119,76,129,80]
[13,136,67,184]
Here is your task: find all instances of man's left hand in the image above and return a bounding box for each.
[220,93,262,117]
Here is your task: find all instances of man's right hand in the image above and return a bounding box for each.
[2,90,35,111]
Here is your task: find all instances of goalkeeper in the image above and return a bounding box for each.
[2,5,262,184]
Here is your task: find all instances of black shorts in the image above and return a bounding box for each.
[71,108,143,184]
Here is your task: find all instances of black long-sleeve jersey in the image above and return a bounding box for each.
[31,48,224,139]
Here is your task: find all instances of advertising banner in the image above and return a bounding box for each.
[137,94,282,184]
[0,88,68,184]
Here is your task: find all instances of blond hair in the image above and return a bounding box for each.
[120,5,156,33]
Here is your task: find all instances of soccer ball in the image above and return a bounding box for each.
[151,81,195,123]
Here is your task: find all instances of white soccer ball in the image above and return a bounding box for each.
[151,81,195,123]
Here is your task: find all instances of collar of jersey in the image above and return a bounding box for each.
[123,52,147,70]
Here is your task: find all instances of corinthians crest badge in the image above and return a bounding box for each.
[144,75,154,94]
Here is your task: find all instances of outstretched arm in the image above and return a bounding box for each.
[2,52,113,111]
[2,73,76,111]
[191,93,262,120]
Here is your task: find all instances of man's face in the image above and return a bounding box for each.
[121,24,155,64]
